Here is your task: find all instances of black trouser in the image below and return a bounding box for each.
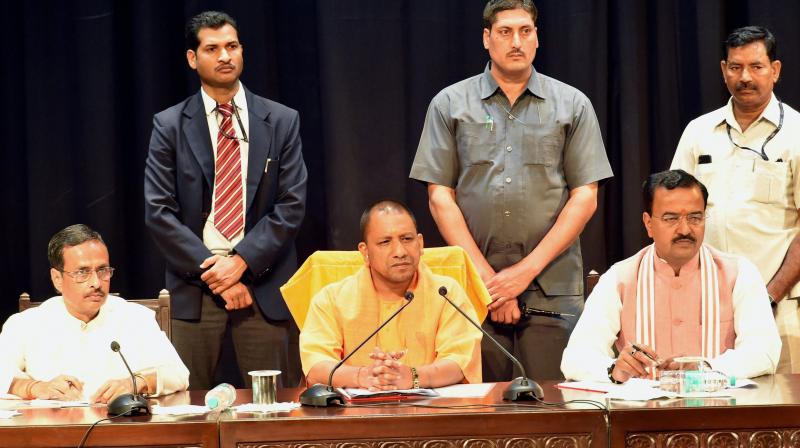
[481,288,583,381]
[171,292,300,390]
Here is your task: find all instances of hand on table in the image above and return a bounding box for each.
[611,343,664,383]
[30,375,84,401]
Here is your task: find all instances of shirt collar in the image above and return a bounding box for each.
[480,62,544,100]
[719,92,780,132]
[200,81,247,117]
[51,295,112,330]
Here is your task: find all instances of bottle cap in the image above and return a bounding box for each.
[207,397,219,409]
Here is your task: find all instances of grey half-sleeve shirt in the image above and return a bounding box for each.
[410,63,613,296]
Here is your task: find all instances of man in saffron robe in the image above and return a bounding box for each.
[300,201,482,390]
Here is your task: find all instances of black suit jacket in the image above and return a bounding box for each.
[144,88,307,320]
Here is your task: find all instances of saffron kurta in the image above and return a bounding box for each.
[300,261,482,384]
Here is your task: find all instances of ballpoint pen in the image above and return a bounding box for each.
[631,344,660,364]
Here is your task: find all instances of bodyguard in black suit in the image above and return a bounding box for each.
[144,11,307,389]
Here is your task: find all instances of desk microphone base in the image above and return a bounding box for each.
[503,377,544,401]
[300,384,345,407]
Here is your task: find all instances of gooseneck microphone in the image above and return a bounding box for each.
[107,341,149,416]
[437,286,543,400]
[300,292,415,407]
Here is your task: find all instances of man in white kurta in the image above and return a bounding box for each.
[671,26,800,373]
[561,170,780,382]
[0,224,188,402]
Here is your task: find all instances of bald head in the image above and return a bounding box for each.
[359,200,418,243]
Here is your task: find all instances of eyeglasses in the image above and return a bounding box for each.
[726,100,783,161]
[60,267,115,283]
[654,212,706,227]
[215,98,249,143]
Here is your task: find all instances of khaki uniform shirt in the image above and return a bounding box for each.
[671,94,800,300]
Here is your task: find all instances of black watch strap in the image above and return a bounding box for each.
[607,361,623,384]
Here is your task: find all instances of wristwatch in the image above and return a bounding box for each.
[410,367,420,389]
[607,361,623,384]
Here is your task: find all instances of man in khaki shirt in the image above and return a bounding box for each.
[672,26,800,372]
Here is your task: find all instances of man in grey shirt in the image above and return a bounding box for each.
[410,0,612,380]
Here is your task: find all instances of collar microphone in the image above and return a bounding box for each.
[437,286,543,400]
[300,291,415,406]
[107,341,150,416]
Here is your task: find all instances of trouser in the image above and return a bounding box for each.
[481,288,584,381]
[171,292,300,390]
[775,298,800,373]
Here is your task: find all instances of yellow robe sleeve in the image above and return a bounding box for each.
[298,285,344,378]
[431,277,483,383]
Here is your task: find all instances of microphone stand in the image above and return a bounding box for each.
[108,341,149,416]
[300,292,415,407]
[437,287,543,400]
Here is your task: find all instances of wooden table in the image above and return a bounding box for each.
[5,375,800,448]
[219,382,609,448]
[603,374,800,447]
[0,391,218,447]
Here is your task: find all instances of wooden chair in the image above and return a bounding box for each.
[18,289,172,341]
[585,269,600,299]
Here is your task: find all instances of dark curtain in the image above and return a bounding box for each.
[2,0,799,324]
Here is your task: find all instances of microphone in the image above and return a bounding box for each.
[437,286,543,400]
[300,291,415,407]
[107,341,149,416]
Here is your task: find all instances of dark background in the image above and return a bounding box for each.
[2,0,799,325]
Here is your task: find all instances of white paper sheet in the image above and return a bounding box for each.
[234,402,301,412]
[150,404,210,415]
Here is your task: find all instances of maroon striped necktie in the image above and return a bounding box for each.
[213,103,244,240]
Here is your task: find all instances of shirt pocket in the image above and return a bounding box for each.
[751,159,792,206]
[521,124,564,166]
[456,122,496,166]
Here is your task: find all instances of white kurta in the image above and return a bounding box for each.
[561,247,780,381]
[0,295,189,399]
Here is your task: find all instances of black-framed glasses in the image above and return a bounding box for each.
[215,97,249,143]
[726,100,783,161]
[655,212,706,227]
[60,267,115,283]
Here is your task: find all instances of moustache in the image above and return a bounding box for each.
[217,64,236,71]
[672,234,696,244]
[735,82,755,91]
[507,51,525,57]
[84,288,105,297]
